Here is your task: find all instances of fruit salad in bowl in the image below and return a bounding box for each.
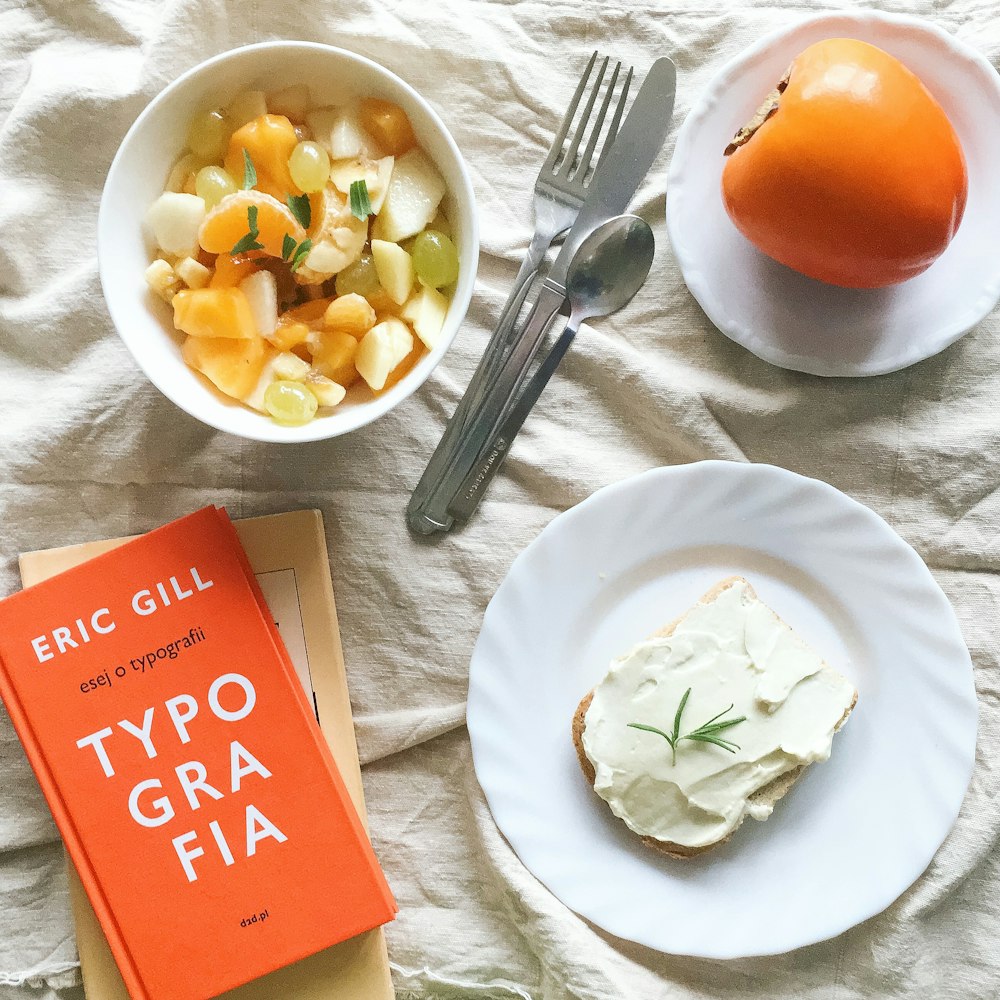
[100,42,478,442]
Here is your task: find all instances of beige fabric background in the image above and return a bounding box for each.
[1,0,999,997]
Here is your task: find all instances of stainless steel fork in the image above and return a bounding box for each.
[476,53,633,388]
[408,53,632,534]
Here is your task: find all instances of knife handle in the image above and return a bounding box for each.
[406,236,554,536]
[447,317,579,524]
[407,281,566,534]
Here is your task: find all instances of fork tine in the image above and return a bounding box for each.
[558,55,608,177]
[597,65,633,171]
[542,51,597,172]
[576,60,621,184]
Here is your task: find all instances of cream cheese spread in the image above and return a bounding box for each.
[581,580,857,849]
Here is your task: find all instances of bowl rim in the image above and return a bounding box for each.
[98,39,479,443]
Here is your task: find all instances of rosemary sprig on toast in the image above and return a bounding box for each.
[628,688,746,765]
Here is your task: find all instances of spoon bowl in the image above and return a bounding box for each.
[566,214,656,323]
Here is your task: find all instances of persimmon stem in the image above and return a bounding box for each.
[724,67,791,156]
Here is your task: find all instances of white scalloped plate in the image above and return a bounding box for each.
[666,12,1000,376]
[467,462,976,957]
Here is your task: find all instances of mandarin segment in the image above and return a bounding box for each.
[224,114,301,200]
[210,254,261,288]
[323,293,376,338]
[198,190,306,258]
[283,297,335,325]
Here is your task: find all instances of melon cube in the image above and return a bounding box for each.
[310,329,360,387]
[182,335,268,401]
[173,287,257,340]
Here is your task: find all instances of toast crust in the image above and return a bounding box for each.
[572,576,858,859]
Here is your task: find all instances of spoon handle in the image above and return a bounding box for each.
[446,316,581,524]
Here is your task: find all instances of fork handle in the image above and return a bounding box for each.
[407,229,557,534]
[473,229,556,399]
[407,281,566,535]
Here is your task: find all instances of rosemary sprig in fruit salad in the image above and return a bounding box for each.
[144,86,459,426]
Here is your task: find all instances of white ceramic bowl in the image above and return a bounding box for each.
[99,41,479,442]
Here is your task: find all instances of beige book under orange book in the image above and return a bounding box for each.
[19,509,394,1000]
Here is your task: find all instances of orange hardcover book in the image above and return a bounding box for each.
[0,506,397,1000]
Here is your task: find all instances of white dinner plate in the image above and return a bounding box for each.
[666,11,1000,376]
[467,462,976,957]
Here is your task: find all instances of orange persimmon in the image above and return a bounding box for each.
[721,38,967,288]
[225,114,301,201]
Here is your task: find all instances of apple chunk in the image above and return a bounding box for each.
[145,192,206,257]
[371,149,446,243]
[371,239,414,305]
[239,271,278,338]
[355,318,414,391]
[268,84,310,121]
[401,284,448,349]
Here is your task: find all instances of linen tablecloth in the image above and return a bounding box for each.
[2,1,999,997]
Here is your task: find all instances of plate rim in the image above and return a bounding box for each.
[665,10,1000,377]
[467,461,977,957]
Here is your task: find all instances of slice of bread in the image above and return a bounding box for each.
[572,576,857,859]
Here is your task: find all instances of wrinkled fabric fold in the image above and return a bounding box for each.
[1,2,998,999]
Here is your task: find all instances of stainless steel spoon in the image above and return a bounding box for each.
[447,214,656,523]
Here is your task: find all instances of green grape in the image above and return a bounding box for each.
[264,381,318,425]
[288,141,330,193]
[411,230,459,289]
[187,110,230,160]
[195,166,237,209]
[335,252,380,297]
